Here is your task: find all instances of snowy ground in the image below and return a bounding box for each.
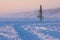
[0,23,60,40]
[0,25,22,40]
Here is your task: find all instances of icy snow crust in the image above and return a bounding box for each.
[0,23,60,40]
[21,24,60,40]
[0,25,22,40]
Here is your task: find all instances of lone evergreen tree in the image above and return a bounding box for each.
[38,5,43,21]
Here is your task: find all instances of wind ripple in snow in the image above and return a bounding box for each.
[0,25,22,40]
[21,24,60,40]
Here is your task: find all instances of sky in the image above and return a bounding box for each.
[0,0,60,18]
[0,0,60,12]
